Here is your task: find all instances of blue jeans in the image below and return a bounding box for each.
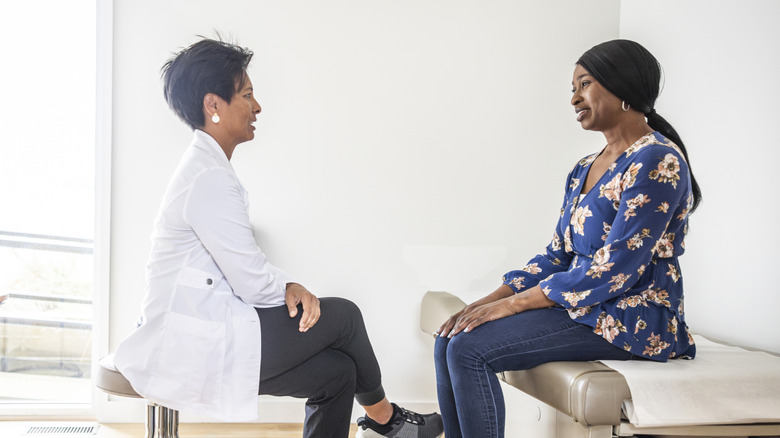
[434,307,636,438]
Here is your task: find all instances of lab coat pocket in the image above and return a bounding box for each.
[156,312,226,403]
[177,266,222,290]
[172,267,227,313]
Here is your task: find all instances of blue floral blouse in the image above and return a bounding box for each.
[503,132,696,361]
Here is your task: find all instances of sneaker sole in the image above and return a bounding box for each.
[355,426,444,438]
[355,428,384,438]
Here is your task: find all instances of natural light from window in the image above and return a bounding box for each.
[0,0,96,404]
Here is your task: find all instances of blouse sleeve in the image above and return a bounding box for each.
[539,147,690,309]
[502,169,576,293]
[184,168,291,307]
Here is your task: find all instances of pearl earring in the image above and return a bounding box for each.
[212,113,220,124]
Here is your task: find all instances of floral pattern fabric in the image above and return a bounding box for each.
[503,132,696,361]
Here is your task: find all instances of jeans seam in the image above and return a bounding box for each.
[475,322,585,367]
[469,354,498,437]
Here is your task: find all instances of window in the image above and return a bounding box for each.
[0,0,96,406]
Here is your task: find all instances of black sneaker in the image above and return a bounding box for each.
[356,403,443,438]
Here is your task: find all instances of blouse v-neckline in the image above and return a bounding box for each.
[577,132,655,204]
[576,150,613,206]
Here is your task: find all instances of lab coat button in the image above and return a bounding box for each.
[206,278,213,285]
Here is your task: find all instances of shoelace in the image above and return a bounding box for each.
[398,407,425,425]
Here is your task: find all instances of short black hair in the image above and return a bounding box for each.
[161,37,254,130]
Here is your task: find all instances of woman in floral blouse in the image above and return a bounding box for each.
[433,39,702,438]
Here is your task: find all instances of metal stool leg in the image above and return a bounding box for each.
[168,409,179,438]
[157,405,168,438]
[156,405,180,438]
[145,402,156,438]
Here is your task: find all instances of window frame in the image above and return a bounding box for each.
[0,0,111,420]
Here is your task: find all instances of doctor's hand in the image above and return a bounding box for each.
[285,283,321,332]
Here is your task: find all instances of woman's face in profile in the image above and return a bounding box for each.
[219,73,262,146]
[570,64,622,132]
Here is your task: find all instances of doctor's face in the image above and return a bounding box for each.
[220,74,262,146]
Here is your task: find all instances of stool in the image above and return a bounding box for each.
[96,354,180,438]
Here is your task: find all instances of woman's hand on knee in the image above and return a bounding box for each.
[449,299,517,337]
[438,301,491,338]
[437,307,470,339]
[437,284,516,338]
[447,285,555,336]
[285,283,321,332]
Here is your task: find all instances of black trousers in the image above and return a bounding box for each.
[256,297,386,438]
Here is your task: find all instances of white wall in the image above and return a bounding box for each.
[108,0,780,430]
[107,0,623,426]
[620,0,780,354]
[106,0,619,428]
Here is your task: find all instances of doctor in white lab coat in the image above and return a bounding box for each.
[113,38,443,438]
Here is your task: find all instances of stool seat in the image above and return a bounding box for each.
[96,354,142,398]
[96,354,179,438]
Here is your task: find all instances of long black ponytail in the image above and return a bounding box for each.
[577,40,702,213]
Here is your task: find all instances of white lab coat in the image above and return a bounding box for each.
[114,130,293,421]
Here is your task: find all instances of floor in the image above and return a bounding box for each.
[0,421,359,437]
